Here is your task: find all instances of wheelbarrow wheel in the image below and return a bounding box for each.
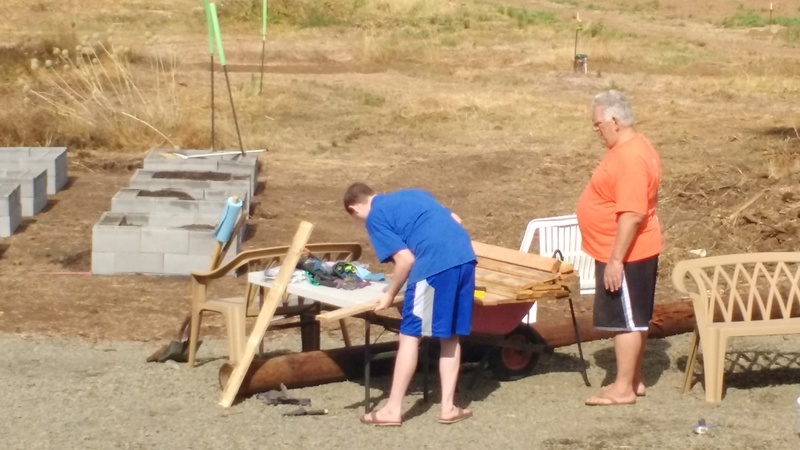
[487,325,546,381]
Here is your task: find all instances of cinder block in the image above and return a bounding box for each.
[91,210,244,276]
[128,169,253,198]
[90,252,116,275]
[0,147,68,194]
[140,228,190,254]
[142,152,258,191]
[113,252,164,274]
[0,168,48,216]
[143,148,259,166]
[163,253,212,275]
[0,184,22,237]
[110,188,234,215]
[187,229,221,256]
[146,213,220,228]
[92,213,142,253]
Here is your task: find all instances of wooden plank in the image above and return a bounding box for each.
[219,221,314,408]
[479,281,526,298]
[480,290,570,306]
[475,269,535,290]
[475,268,527,285]
[476,292,506,306]
[476,257,556,281]
[476,267,560,288]
[473,241,561,273]
[316,296,402,323]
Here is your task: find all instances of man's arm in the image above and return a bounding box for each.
[604,212,644,292]
[374,249,414,311]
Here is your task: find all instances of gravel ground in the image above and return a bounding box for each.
[3,331,800,450]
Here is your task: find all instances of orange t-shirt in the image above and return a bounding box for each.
[576,133,663,263]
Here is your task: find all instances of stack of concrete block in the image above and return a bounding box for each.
[91,211,240,275]
[92,149,261,276]
[0,185,22,237]
[128,169,253,205]
[0,147,68,237]
[0,169,48,216]
[0,147,68,194]
[110,188,246,215]
[142,149,259,196]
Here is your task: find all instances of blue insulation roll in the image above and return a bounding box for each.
[214,196,244,244]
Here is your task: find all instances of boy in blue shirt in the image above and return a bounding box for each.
[343,182,476,426]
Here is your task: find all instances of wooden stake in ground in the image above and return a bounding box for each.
[573,12,582,60]
[210,3,245,155]
[769,3,773,27]
[203,0,216,150]
[258,0,268,95]
[218,220,314,407]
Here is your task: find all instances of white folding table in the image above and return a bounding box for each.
[247,271,403,411]
[247,270,391,309]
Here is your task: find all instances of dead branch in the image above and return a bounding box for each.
[742,213,788,234]
[728,190,767,222]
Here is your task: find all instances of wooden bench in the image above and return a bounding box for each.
[672,252,800,403]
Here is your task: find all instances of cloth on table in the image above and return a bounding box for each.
[351,262,387,282]
[296,254,371,290]
[263,266,307,284]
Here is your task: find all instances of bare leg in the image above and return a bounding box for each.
[362,333,419,423]
[633,330,648,395]
[438,335,469,420]
[587,331,645,404]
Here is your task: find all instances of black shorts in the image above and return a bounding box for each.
[593,255,659,332]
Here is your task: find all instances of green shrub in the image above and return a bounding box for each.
[499,7,558,28]
[722,10,766,28]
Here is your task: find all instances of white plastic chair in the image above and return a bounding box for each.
[519,214,596,323]
[518,213,592,386]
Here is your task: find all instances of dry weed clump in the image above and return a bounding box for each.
[3,32,213,151]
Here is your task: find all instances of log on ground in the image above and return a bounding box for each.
[218,341,398,396]
[532,300,695,348]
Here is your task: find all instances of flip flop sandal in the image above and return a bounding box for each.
[438,408,473,424]
[585,395,636,406]
[360,412,401,427]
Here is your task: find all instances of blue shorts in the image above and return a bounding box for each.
[400,262,476,338]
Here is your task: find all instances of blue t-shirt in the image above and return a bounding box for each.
[366,189,476,285]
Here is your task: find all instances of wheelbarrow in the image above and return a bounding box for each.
[465,301,549,383]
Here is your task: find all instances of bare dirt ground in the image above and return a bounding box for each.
[1,0,800,448]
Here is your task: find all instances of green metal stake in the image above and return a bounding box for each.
[204,0,216,151]
[210,3,245,155]
[259,0,267,94]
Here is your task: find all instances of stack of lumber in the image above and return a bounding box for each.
[473,241,579,306]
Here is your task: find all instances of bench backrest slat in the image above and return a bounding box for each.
[672,253,800,325]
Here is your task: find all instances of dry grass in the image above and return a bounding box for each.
[0,29,222,150]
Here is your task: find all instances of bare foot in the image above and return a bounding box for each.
[588,384,637,405]
[439,405,473,424]
[585,392,636,406]
[360,407,402,426]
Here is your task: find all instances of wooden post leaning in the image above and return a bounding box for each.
[218,220,314,407]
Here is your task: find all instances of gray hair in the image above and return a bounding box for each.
[592,90,634,127]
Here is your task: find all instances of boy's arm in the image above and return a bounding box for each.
[374,249,414,311]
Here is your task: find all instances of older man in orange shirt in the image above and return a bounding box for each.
[577,90,662,406]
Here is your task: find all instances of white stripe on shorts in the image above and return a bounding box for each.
[412,279,435,337]
[620,273,635,329]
